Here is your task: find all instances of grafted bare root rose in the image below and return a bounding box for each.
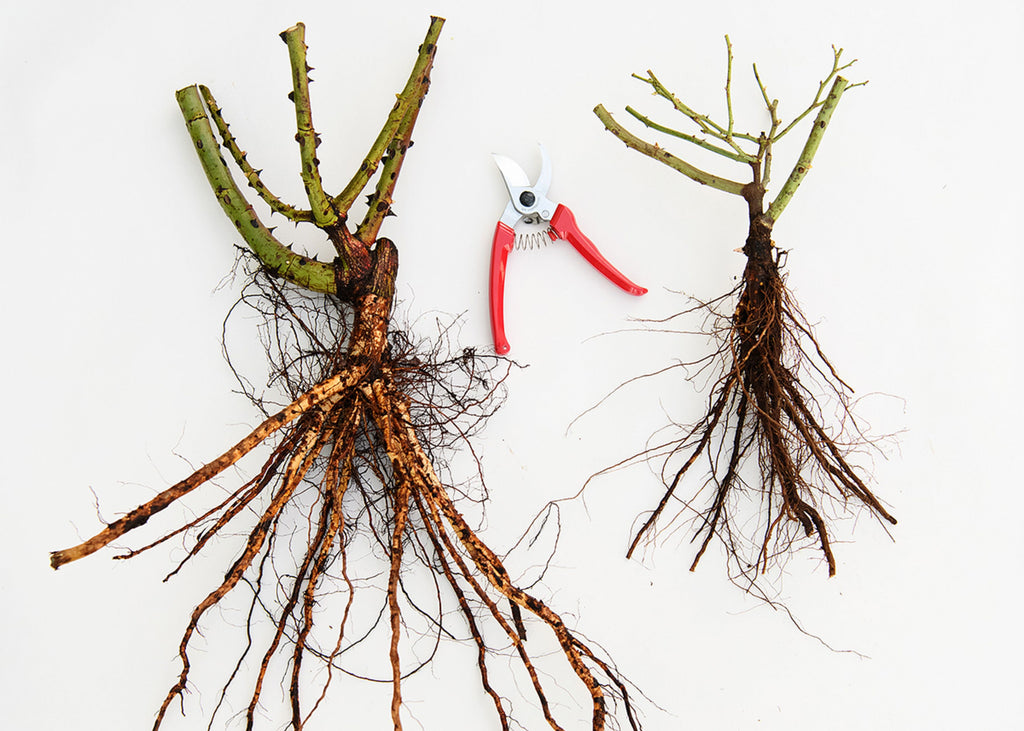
[52,18,640,731]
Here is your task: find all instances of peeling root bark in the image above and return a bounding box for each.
[52,292,639,731]
[49,367,364,570]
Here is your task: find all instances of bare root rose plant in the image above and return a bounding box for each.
[594,38,896,582]
[52,18,638,731]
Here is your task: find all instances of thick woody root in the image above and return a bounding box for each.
[52,291,638,731]
[628,216,895,578]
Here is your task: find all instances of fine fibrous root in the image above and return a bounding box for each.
[52,18,639,731]
[595,39,895,579]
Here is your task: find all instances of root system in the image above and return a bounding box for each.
[624,215,896,578]
[53,282,637,730]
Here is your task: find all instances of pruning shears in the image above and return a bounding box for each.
[489,144,647,355]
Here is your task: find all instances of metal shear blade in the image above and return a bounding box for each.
[493,145,555,226]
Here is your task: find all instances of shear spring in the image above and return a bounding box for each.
[514,227,553,250]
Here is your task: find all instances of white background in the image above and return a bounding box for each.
[2,1,1022,729]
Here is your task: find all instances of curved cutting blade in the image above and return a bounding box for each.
[492,153,531,197]
[492,144,558,222]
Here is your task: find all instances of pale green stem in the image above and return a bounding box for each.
[752,64,774,119]
[625,106,756,164]
[595,104,747,197]
[332,95,412,214]
[637,70,758,150]
[176,85,337,294]
[636,73,713,135]
[336,16,444,218]
[199,85,315,224]
[766,76,849,222]
[280,23,339,227]
[773,47,858,143]
[759,133,773,188]
[724,35,735,141]
[751,65,780,185]
[355,105,415,242]
[356,16,443,242]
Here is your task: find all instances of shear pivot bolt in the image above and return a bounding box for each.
[519,191,536,207]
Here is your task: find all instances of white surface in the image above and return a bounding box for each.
[2,1,1022,729]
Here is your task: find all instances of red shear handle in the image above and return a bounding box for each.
[549,204,647,296]
[489,221,516,355]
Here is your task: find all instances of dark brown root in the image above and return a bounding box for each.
[625,214,895,579]
[51,273,640,731]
